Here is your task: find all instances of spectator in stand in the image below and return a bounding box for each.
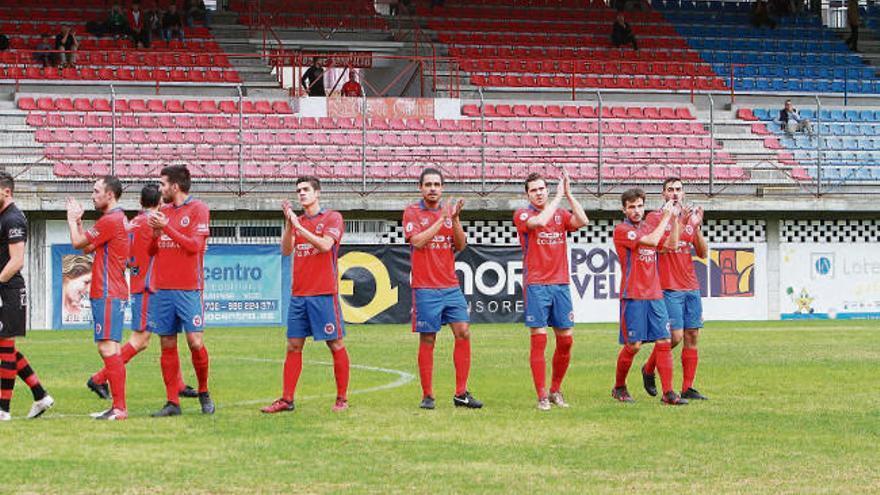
[34,34,57,68]
[184,0,211,28]
[146,1,164,44]
[107,4,130,39]
[55,25,78,68]
[750,0,777,28]
[301,57,327,97]
[611,13,638,50]
[776,99,814,137]
[163,3,185,43]
[846,0,860,52]
[128,1,150,48]
[341,71,363,97]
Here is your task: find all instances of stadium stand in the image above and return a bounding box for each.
[230,0,388,31]
[0,1,239,84]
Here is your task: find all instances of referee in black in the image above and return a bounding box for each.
[0,171,53,420]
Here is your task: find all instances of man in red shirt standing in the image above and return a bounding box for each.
[611,188,688,405]
[66,175,130,420]
[340,70,363,97]
[147,165,214,417]
[513,171,588,411]
[85,184,195,402]
[404,168,482,410]
[261,176,350,414]
[641,178,709,401]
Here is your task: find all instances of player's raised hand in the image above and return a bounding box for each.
[450,198,464,219]
[560,168,572,197]
[148,210,168,229]
[65,197,84,223]
[661,199,676,215]
[282,199,295,226]
[691,205,704,225]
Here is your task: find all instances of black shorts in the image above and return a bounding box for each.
[0,286,27,338]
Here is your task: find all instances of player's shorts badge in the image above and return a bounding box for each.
[324,323,336,334]
[95,323,103,334]
[192,315,203,327]
[180,216,190,227]
[568,311,574,322]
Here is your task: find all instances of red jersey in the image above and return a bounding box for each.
[613,220,664,300]
[84,207,130,300]
[403,201,459,289]
[127,211,155,294]
[291,209,344,296]
[514,205,576,285]
[341,81,362,97]
[646,211,700,291]
[150,197,210,291]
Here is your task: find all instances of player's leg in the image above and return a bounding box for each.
[613,299,643,403]
[643,290,684,396]
[0,337,16,420]
[263,296,307,413]
[313,294,349,412]
[547,285,575,407]
[648,300,687,406]
[413,289,442,409]
[443,288,481,408]
[177,290,212,414]
[526,285,552,409]
[150,290,183,417]
[88,294,149,392]
[680,290,706,400]
[92,298,128,420]
[15,349,53,418]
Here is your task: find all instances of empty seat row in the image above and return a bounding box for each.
[461,59,715,77]
[462,104,695,120]
[448,46,703,63]
[19,97,291,114]
[742,108,880,123]
[2,66,240,83]
[470,73,727,90]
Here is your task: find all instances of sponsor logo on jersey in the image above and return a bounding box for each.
[7,228,24,239]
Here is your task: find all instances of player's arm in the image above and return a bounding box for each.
[661,216,682,251]
[150,208,207,254]
[284,202,335,253]
[449,199,466,252]
[409,215,447,249]
[561,170,588,229]
[0,241,24,283]
[65,197,95,251]
[525,178,563,229]
[690,206,709,258]
[638,201,676,247]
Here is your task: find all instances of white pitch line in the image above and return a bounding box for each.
[8,358,414,420]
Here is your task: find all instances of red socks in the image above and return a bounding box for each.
[643,346,657,375]
[654,341,674,394]
[103,354,126,411]
[453,338,470,396]
[190,346,210,393]
[282,351,302,403]
[92,342,140,385]
[418,343,434,398]
[332,346,350,401]
[550,335,573,394]
[530,333,548,399]
[160,347,181,405]
[615,346,637,388]
[681,347,699,392]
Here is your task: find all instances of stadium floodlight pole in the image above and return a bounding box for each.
[478,86,486,195]
[815,94,823,196]
[361,89,367,194]
[110,84,116,176]
[597,90,603,195]
[237,84,244,196]
[708,92,715,196]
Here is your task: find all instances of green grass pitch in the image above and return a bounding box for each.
[1,320,878,494]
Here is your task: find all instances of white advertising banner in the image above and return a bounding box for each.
[570,243,768,323]
[779,243,880,320]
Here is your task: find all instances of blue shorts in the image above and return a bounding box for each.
[147,290,205,336]
[663,290,703,331]
[524,284,574,329]
[412,287,469,333]
[129,292,153,332]
[91,297,126,343]
[287,294,345,341]
[619,299,670,345]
